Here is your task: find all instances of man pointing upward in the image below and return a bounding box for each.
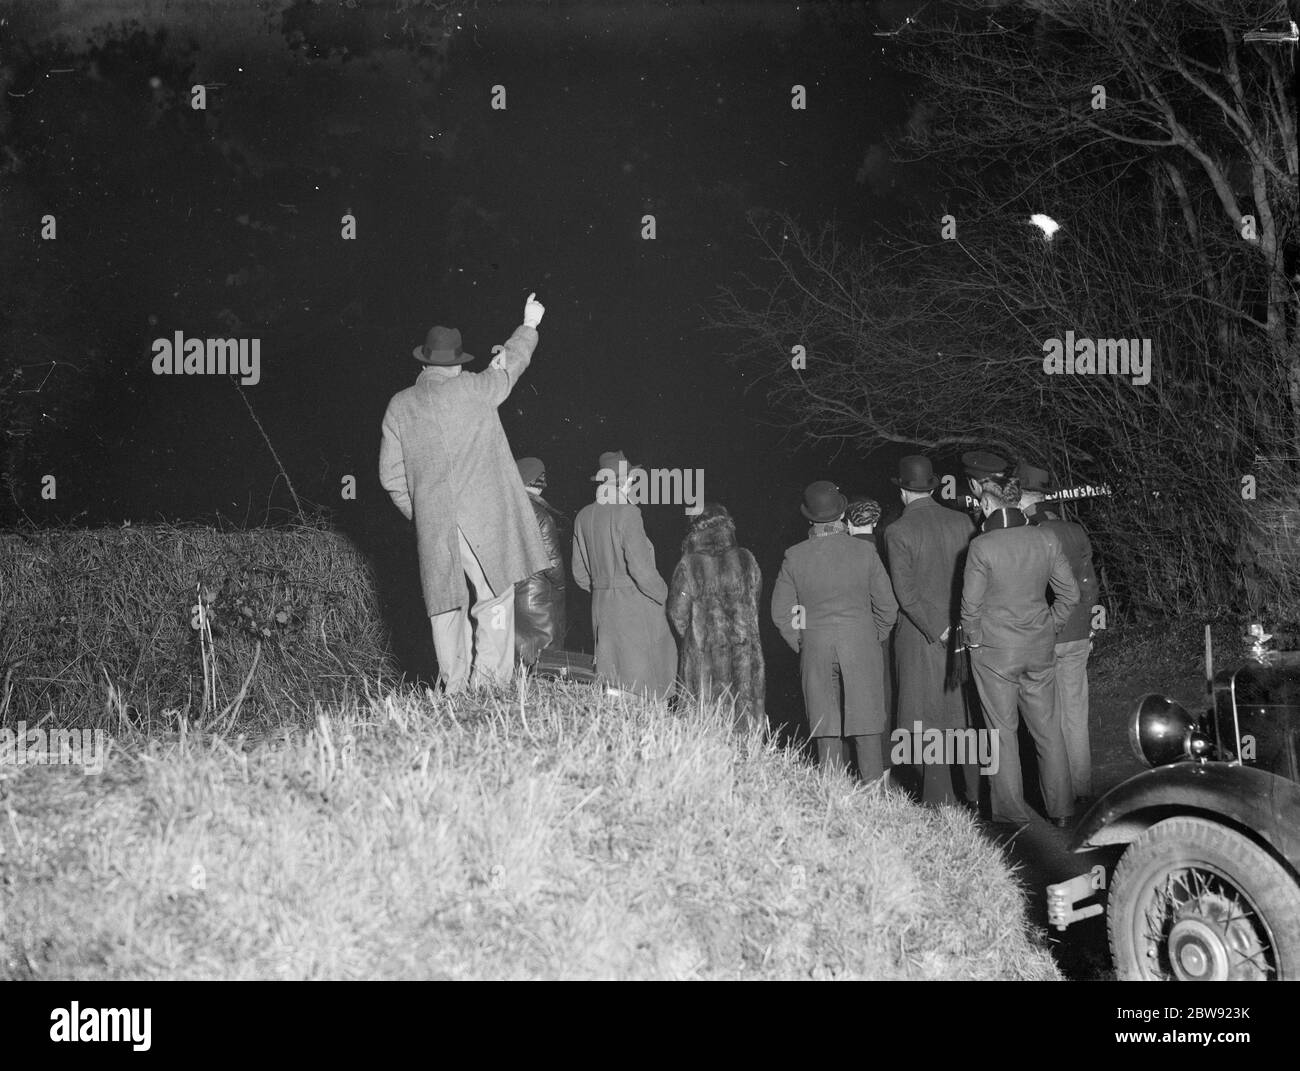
[380,291,550,693]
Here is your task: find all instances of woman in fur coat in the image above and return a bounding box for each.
[667,503,766,732]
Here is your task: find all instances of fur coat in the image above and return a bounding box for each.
[667,520,766,731]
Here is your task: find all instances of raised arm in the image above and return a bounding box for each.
[481,292,545,404]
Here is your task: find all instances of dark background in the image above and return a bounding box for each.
[2,0,969,730]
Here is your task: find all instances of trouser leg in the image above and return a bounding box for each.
[970,648,1031,825]
[851,733,884,783]
[816,736,848,774]
[458,528,516,688]
[1054,638,1093,798]
[430,607,472,695]
[1021,646,1074,819]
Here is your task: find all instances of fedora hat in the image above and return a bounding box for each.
[516,456,546,486]
[1015,461,1058,493]
[891,455,940,492]
[413,325,476,365]
[961,450,1011,480]
[801,480,848,522]
[590,450,642,481]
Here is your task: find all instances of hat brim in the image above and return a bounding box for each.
[413,346,476,365]
[591,464,644,481]
[801,494,848,522]
[891,476,940,491]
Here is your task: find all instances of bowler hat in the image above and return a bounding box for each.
[961,450,1011,480]
[891,455,940,492]
[516,456,546,486]
[1015,461,1057,493]
[801,480,848,522]
[591,450,642,481]
[413,325,476,365]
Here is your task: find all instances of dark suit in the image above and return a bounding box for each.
[772,530,898,740]
[961,509,1080,824]
[885,495,977,805]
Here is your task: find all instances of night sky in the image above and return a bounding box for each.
[4,0,936,704]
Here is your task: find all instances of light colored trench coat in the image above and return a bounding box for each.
[572,500,676,698]
[379,324,550,615]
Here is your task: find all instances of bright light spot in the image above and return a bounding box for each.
[1029,213,1061,240]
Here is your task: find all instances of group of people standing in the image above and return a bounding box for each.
[379,294,1097,829]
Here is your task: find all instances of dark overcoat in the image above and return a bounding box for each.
[667,521,766,731]
[572,500,676,698]
[379,324,549,615]
[884,495,976,731]
[771,529,898,737]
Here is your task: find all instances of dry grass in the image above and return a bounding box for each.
[0,522,398,730]
[0,680,1061,981]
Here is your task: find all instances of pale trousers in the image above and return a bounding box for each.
[1054,638,1092,798]
[970,642,1073,825]
[430,528,516,694]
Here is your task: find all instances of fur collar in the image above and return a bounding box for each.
[683,518,738,555]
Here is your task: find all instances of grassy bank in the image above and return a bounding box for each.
[0,680,1060,980]
[0,523,400,729]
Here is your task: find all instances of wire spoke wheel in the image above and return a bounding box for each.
[1108,816,1300,981]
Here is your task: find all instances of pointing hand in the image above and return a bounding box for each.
[523,291,545,328]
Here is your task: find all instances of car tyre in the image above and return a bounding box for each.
[1108,815,1300,980]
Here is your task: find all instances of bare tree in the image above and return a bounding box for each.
[712,0,1298,616]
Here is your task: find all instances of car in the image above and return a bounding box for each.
[1047,631,1300,980]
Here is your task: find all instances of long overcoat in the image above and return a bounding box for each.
[572,500,676,698]
[379,324,550,615]
[771,529,898,737]
[884,495,976,731]
[667,521,766,731]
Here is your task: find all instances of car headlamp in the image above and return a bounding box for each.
[1130,693,1211,767]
